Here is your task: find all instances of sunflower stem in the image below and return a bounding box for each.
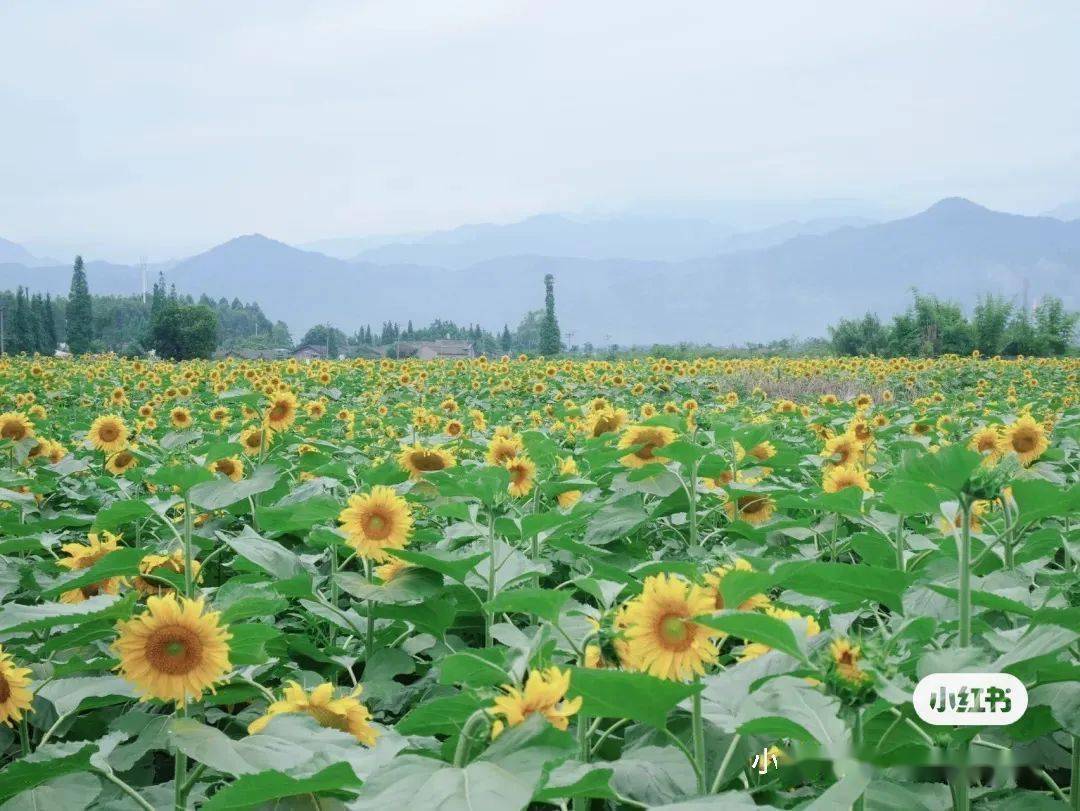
[1000,497,1014,569]
[958,497,973,648]
[894,513,905,572]
[1069,734,1079,811]
[485,510,496,648]
[95,768,155,811]
[18,717,29,756]
[452,709,491,768]
[691,684,706,794]
[363,557,375,661]
[710,733,741,793]
[174,700,187,811]
[182,496,194,599]
[687,458,700,550]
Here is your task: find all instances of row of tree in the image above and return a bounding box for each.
[829,291,1077,357]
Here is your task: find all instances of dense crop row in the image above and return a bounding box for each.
[0,353,1076,810]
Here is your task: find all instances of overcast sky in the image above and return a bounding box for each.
[2,1,1079,262]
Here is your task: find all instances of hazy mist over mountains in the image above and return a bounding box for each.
[2,198,1079,347]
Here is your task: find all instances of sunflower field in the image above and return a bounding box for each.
[0,353,1077,811]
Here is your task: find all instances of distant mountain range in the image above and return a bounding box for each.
[2,198,1079,346]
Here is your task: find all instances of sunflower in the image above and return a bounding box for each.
[505,455,537,497]
[445,419,464,438]
[0,412,33,443]
[266,391,298,432]
[374,557,410,583]
[0,646,33,726]
[618,425,677,468]
[397,444,455,479]
[999,415,1048,466]
[170,407,193,429]
[829,638,869,685]
[621,573,719,681]
[248,681,378,745]
[938,499,988,534]
[239,426,269,456]
[486,433,523,466]
[133,550,201,596]
[59,531,123,603]
[556,456,582,509]
[88,414,129,453]
[338,485,413,561]
[703,559,771,611]
[105,447,139,475]
[724,494,776,525]
[487,667,582,738]
[968,426,1002,462]
[587,407,628,438]
[208,455,244,482]
[822,465,872,493]
[822,432,863,466]
[113,594,232,704]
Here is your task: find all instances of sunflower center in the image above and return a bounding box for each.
[115,452,133,466]
[977,436,996,451]
[1,421,25,440]
[145,626,205,675]
[308,705,350,731]
[411,452,446,471]
[216,460,235,475]
[99,425,119,442]
[741,497,765,514]
[362,510,392,540]
[269,403,290,422]
[656,613,694,651]
[1011,432,1036,453]
[0,674,9,702]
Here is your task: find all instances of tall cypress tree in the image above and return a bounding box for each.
[43,294,58,355]
[66,255,94,354]
[30,293,48,354]
[500,324,512,353]
[12,288,32,354]
[539,273,561,356]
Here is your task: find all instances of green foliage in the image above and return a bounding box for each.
[150,301,219,359]
[65,255,93,354]
[830,289,1076,357]
[539,273,561,356]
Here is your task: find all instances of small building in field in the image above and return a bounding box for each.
[292,344,328,360]
[415,340,475,360]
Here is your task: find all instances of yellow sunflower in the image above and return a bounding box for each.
[208,455,244,482]
[170,407,193,429]
[248,681,378,746]
[0,646,33,726]
[505,455,537,497]
[488,667,582,738]
[58,531,123,603]
[618,425,678,468]
[829,638,869,685]
[88,414,129,453]
[822,432,864,467]
[999,415,1048,466]
[265,391,298,432]
[133,550,201,597]
[556,456,582,509]
[486,433,523,466]
[105,447,139,476]
[703,559,771,611]
[397,444,455,479]
[724,494,776,525]
[0,412,34,443]
[113,594,232,704]
[587,407,629,438]
[822,465,872,493]
[968,426,1002,462]
[338,485,414,561]
[621,573,719,681]
[238,426,269,456]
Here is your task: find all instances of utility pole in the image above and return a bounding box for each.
[139,257,148,303]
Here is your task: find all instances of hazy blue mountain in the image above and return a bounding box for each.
[0,237,43,266]
[2,198,1078,347]
[351,214,742,266]
[1045,200,1080,222]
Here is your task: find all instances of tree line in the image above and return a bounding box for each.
[829,291,1077,357]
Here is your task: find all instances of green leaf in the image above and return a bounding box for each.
[336,567,443,605]
[438,649,511,687]
[882,481,942,515]
[388,548,489,584]
[0,742,96,803]
[350,756,533,811]
[256,495,341,534]
[0,594,134,634]
[202,762,362,810]
[583,494,647,546]
[36,676,137,716]
[696,611,806,661]
[228,623,284,666]
[396,693,486,737]
[0,772,101,811]
[774,560,912,613]
[566,667,700,727]
[220,526,302,580]
[190,464,279,510]
[92,500,155,532]
[486,587,571,623]
[42,547,145,600]
[895,444,981,496]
